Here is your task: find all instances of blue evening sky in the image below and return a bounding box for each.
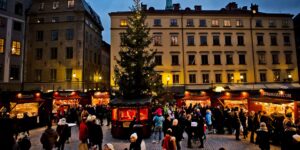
[85,0,300,44]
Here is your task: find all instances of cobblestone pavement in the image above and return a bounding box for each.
[29,121,280,150]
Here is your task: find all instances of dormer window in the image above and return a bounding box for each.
[52,1,59,10]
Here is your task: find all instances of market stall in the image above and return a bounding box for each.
[52,91,82,115]
[110,97,152,139]
[177,95,211,107]
[249,89,300,122]
[217,92,249,111]
[90,91,110,106]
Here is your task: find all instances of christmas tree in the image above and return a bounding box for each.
[114,0,163,99]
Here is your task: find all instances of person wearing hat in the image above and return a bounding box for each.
[161,128,176,150]
[152,109,165,143]
[103,143,114,150]
[87,115,103,150]
[256,122,270,150]
[129,133,140,150]
[56,118,69,150]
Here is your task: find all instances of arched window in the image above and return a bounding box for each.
[15,3,23,16]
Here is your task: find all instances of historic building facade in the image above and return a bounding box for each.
[110,2,299,92]
[24,0,109,91]
[0,0,31,90]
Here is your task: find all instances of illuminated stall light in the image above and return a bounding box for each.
[35,93,41,98]
[17,93,22,98]
[225,92,230,96]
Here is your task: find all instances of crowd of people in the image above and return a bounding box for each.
[2,101,300,150]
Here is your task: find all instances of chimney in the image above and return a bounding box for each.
[225,2,238,10]
[173,3,180,11]
[251,4,259,14]
[165,0,173,10]
[141,3,147,11]
[194,5,202,11]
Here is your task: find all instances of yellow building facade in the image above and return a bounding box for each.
[110,3,299,92]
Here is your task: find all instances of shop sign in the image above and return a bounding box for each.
[262,91,292,98]
[18,94,34,99]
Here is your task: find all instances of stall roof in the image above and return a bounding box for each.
[185,85,211,90]
[11,98,45,103]
[53,95,82,100]
[181,95,210,100]
[110,97,152,106]
[251,97,294,104]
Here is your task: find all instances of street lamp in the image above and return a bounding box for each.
[98,75,102,90]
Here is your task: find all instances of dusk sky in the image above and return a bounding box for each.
[85,0,300,43]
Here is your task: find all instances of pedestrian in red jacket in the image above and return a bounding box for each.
[79,117,88,143]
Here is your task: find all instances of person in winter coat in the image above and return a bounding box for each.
[247,111,255,143]
[152,109,165,143]
[239,109,247,139]
[185,114,193,148]
[40,122,58,150]
[17,132,31,150]
[205,109,213,134]
[163,114,172,136]
[281,121,297,150]
[56,118,69,150]
[171,119,183,150]
[87,115,103,150]
[129,133,141,150]
[191,112,205,148]
[256,122,270,150]
[162,129,176,150]
[79,117,88,143]
[233,111,241,140]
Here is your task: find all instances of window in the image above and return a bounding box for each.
[50,69,57,81]
[260,73,267,82]
[170,19,177,26]
[10,66,20,80]
[189,74,196,83]
[187,35,194,46]
[214,54,221,65]
[188,55,196,65]
[153,19,161,26]
[120,33,126,46]
[212,19,219,26]
[153,34,162,46]
[269,20,276,27]
[202,74,209,83]
[35,48,43,60]
[14,3,23,16]
[52,17,59,23]
[0,38,4,53]
[256,19,263,27]
[11,41,21,55]
[0,17,6,27]
[237,35,244,46]
[0,0,7,10]
[236,19,243,27]
[239,54,246,64]
[213,36,220,45]
[66,16,74,21]
[51,30,58,41]
[201,55,208,65]
[283,35,290,46]
[199,19,206,27]
[285,53,292,64]
[258,53,266,64]
[240,73,247,82]
[224,20,231,27]
[272,53,279,64]
[215,74,222,83]
[36,18,44,23]
[35,69,42,82]
[270,35,277,46]
[187,19,194,27]
[282,19,289,27]
[173,74,179,84]
[13,21,22,31]
[257,35,264,45]
[273,70,280,82]
[226,54,233,65]
[200,36,207,46]
[120,19,127,27]
[227,73,234,83]
[50,47,57,59]
[53,1,59,9]
[171,35,178,46]
[66,47,73,59]
[171,55,179,65]
[36,31,43,41]
[39,2,44,10]
[225,36,232,46]
[155,55,162,65]
[66,29,74,40]
[68,0,75,8]
[66,68,72,81]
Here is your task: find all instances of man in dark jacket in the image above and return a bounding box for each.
[40,122,58,150]
[256,122,270,150]
[56,118,69,150]
[282,121,297,150]
[233,111,241,140]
